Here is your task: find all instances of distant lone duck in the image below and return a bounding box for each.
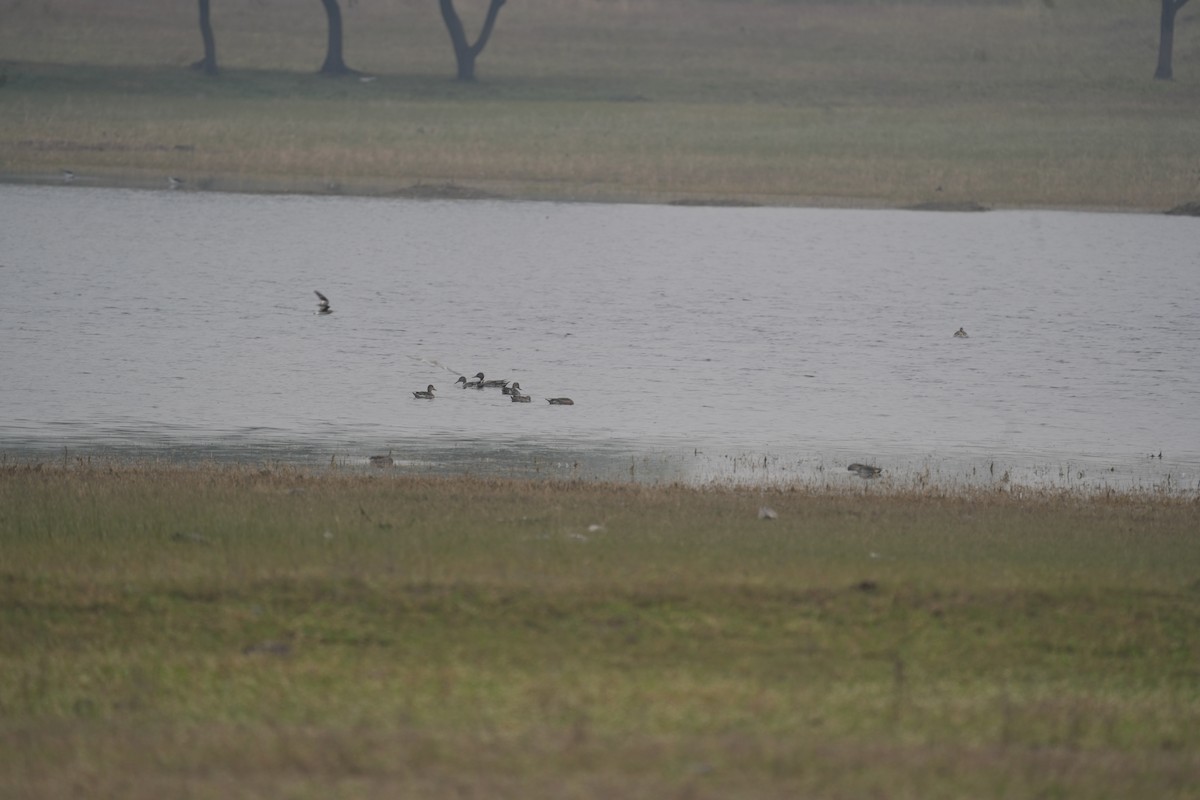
[547,397,574,405]
[510,392,532,403]
[314,290,333,315]
[848,463,883,479]
[369,449,394,467]
[502,382,523,396]
[954,327,968,338]
[167,176,184,189]
[412,384,436,399]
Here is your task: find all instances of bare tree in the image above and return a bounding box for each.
[438,0,507,82]
[319,0,360,76]
[190,0,218,75]
[1155,0,1192,80]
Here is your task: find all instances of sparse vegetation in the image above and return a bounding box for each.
[1,462,1198,798]
[1,0,1198,209]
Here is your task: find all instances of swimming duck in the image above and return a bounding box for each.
[314,290,333,315]
[547,398,574,405]
[953,327,968,338]
[455,375,480,388]
[501,382,523,396]
[472,372,509,388]
[412,384,436,399]
[369,449,394,467]
[510,393,532,403]
[847,463,882,479]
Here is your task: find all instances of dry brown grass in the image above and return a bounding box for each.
[2,0,1198,208]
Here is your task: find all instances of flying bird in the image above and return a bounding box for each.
[167,176,184,189]
[314,291,333,315]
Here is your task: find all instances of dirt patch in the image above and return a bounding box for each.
[389,182,506,201]
[1164,201,1200,217]
[904,200,989,212]
[17,139,195,153]
[668,197,761,208]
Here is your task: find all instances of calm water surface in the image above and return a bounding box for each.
[1,185,1197,490]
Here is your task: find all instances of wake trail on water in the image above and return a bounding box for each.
[406,355,466,377]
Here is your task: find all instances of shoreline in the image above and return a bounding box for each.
[1,169,1180,217]
[4,457,1196,503]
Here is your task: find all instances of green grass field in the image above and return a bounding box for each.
[2,0,1199,208]
[2,463,1198,798]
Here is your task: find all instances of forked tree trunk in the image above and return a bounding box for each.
[191,0,218,76]
[438,0,507,82]
[318,0,358,75]
[1155,0,1192,80]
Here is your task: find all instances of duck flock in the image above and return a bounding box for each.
[412,372,573,405]
[313,292,976,477]
[314,291,573,406]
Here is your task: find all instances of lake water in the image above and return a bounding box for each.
[1,184,1197,492]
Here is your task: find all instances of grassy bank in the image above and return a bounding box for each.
[2,0,1199,208]
[2,463,1198,798]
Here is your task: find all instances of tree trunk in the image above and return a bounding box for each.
[318,0,358,75]
[191,0,218,76]
[438,0,507,82]
[1155,0,1192,80]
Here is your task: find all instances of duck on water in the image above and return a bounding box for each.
[478,373,510,388]
[457,372,509,389]
[413,385,436,399]
[848,463,882,479]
